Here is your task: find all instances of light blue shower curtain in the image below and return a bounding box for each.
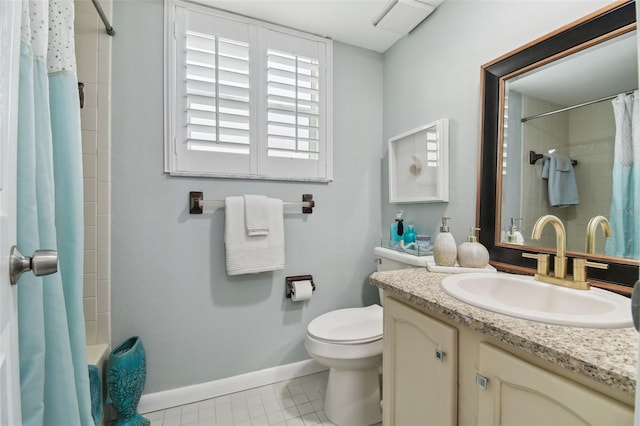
[17,0,92,425]
[606,90,640,259]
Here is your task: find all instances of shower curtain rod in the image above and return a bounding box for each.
[91,0,115,36]
[520,89,636,123]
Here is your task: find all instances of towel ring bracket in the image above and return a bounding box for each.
[189,191,204,214]
[302,194,315,214]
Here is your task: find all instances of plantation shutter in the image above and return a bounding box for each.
[264,29,331,180]
[174,6,256,175]
[167,2,332,181]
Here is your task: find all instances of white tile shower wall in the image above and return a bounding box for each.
[75,0,112,346]
[568,102,615,256]
[521,95,569,249]
[521,95,615,254]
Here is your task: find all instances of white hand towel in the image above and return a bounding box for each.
[225,196,285,275]
[244,194,270,236]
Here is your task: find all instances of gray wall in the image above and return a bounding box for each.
[111,0,383,392]
[111,0,612,394]
[381,0,611,245]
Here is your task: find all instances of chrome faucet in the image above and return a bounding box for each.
[585,215,612,254]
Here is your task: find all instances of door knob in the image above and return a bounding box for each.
[10,246,58,285]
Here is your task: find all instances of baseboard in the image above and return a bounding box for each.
[138,359,327,414]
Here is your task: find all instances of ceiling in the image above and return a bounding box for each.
[195,0,442,53]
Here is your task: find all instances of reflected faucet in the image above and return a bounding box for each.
[531,214,567,279]
[585,215,612,254]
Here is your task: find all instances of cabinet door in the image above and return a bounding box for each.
[478,343,633,426]
[383,296,457,426]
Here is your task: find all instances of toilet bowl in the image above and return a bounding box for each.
[305,305,383,426]
[304,247,428,425]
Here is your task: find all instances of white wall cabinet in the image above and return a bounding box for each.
[388,118,449,203]
[382,295,457,426]
[383,294,634,426]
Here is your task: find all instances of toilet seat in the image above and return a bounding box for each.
[304,305,384,426]
[307,305,383,345]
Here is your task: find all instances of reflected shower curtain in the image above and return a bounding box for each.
[17,0,92,424]
[606,90,640,259]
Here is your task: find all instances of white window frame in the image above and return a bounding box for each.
[164,0,333,182]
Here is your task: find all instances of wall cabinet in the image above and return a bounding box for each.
[383,294,634,426]
[382,296,457,426]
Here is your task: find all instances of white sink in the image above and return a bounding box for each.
[440,272,633,328]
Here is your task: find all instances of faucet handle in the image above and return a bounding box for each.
[522,252,550,276]
[573,258,608,284]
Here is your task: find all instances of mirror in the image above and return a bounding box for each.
[478,1,639,291]
[502,30,637,255]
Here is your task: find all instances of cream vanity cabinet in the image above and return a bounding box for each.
[478,343,633,425]
[382,295,457,426]
[382,294,634,426]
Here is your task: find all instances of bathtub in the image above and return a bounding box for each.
[87,344,110,426]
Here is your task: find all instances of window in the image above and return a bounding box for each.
[165,1,333,181]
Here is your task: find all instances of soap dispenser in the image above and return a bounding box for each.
[390,210,404,247]
[433,217,457,266]
[457,227,490,268]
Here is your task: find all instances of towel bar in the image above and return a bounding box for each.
[189,191,315,214]
[529,150,578,166]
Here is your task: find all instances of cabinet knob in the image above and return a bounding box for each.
[476,373,489,390]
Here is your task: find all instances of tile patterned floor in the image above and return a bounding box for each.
[141,371,374,426]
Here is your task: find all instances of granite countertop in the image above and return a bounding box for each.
[369,268,638,396]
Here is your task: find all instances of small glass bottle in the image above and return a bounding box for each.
[390,211,404,247]
[403,224,417,244]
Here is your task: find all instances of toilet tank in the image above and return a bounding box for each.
[374,247,429,271]
[374,247,428,305]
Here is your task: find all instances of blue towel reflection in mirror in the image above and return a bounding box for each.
[541,152,580,207]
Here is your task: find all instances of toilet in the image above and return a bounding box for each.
[304,247,428,426]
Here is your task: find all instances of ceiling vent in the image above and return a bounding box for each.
[371,0,441,35]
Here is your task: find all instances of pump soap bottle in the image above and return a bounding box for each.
[433,217,457,266]
[390,211,404,247]
[457,227,490,268]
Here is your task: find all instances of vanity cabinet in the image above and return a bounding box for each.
[382,294,634,426]
[382,296,457,426]
[478,343,633,425]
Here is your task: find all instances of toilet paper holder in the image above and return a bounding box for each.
[286,275,316,298]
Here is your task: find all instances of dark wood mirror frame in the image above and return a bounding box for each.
[477,0,637,294]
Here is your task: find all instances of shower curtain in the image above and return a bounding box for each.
[17,0,92,424]
[606,90,640,259]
